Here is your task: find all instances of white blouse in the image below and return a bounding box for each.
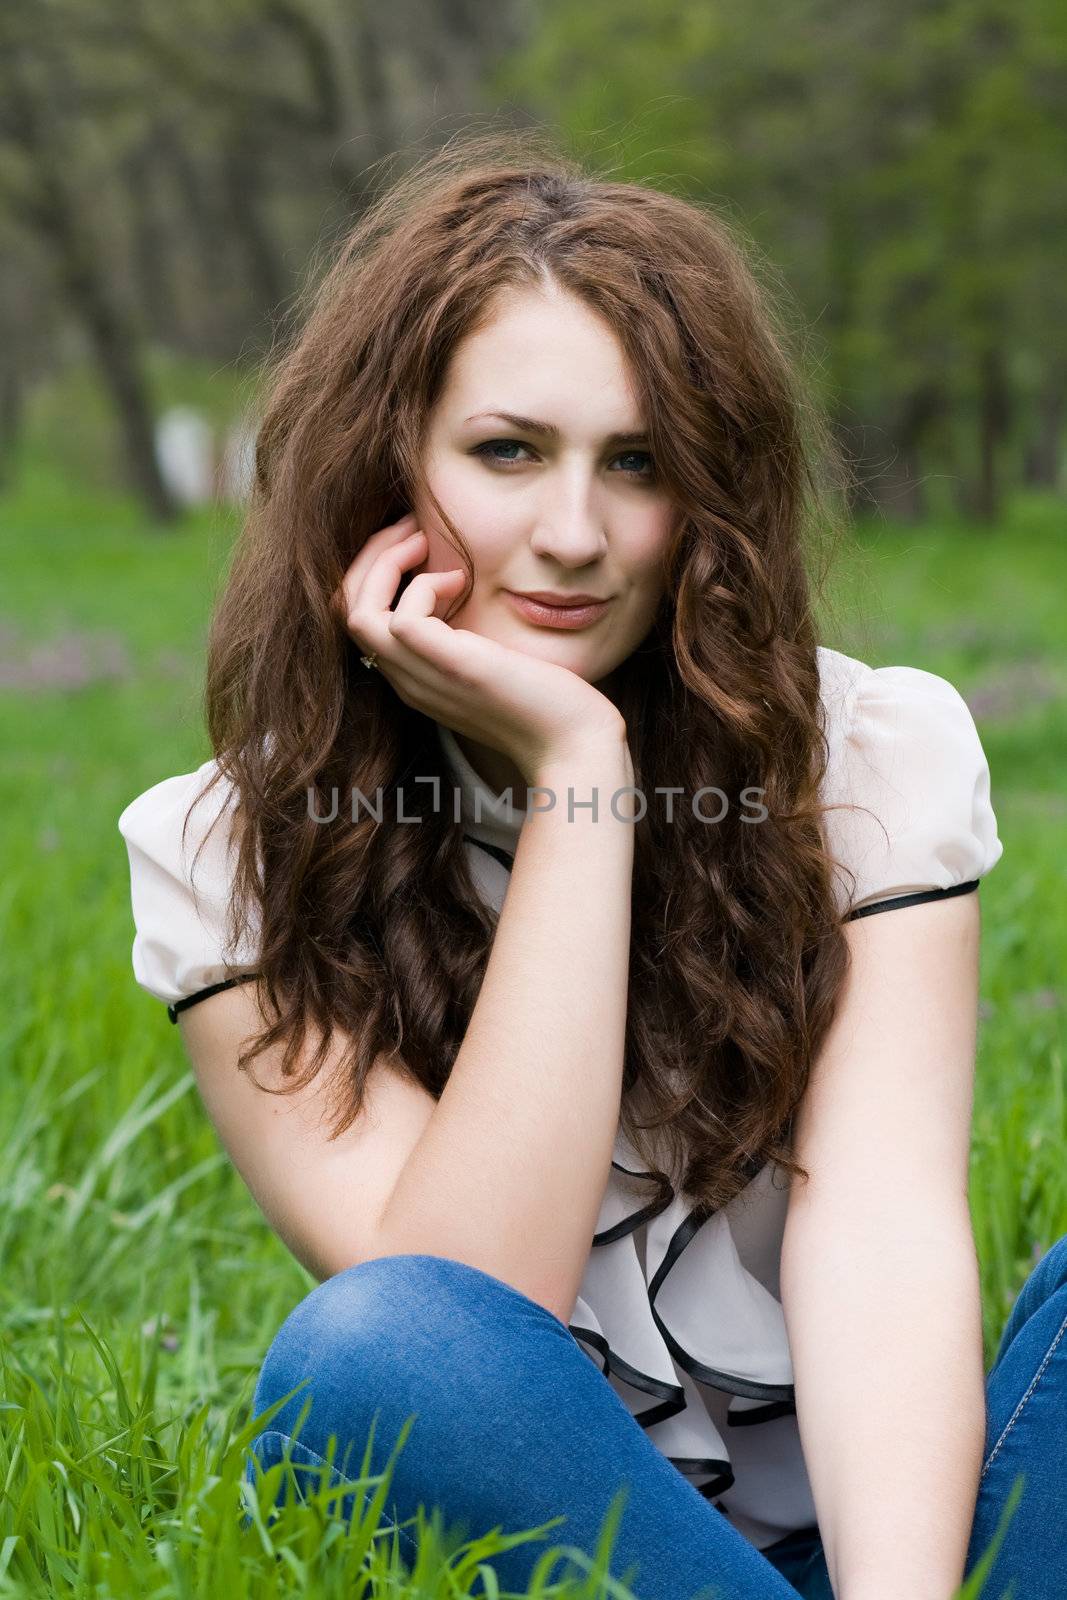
[117,644,1004,1550]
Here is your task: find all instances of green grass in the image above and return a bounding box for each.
[0,467,1063,1597]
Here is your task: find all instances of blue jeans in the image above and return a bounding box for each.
[243,1237,1067,1599]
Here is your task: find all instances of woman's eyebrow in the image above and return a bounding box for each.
[464,410,650,447]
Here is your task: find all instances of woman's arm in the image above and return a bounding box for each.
[375,730,636,1326]
[780,889,987,1600]
[176,985,440,1284]
[176,729,634,1312]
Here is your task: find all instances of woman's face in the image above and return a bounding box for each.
[412,279,679,692]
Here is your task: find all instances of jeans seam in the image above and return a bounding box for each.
[980,1303,1067,1481]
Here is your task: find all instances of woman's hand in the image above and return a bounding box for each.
[335,513,627,784]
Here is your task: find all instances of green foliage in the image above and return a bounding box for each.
[490,0,1067,518]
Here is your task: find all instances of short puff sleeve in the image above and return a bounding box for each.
[816,649,1004,921]
[117,758,262,1020]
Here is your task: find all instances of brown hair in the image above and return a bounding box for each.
[194,127,860,1219]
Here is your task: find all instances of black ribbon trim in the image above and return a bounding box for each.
[569,1319,737,1493]
[680,1460,736,1499]
[167,972,261,1023]
[726,1398,798,1427]
[568,1325,687,1419]
[845,879,979,921]
[645,1195,797,1403]
[570,1147,796,1425]
[593,1172,676,1244]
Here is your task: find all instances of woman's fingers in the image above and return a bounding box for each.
[339,533,426,663]
[386,570,482,686]
[336,517,492,711]
[391,567,466,622]
[346,530,425,620]
[332,514,418,620]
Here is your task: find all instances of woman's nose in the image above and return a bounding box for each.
[527,487,609,566]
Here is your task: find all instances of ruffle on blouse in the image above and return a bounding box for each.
[568,1120,797,1501]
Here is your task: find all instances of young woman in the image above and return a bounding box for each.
[118,132,1066,1600]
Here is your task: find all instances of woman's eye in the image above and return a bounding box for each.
[472,440,656,480]
[473,439,533,466]
[615,450,656,480]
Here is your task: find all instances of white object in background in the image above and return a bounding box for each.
[154,406,216,507]
[217,416,259,505]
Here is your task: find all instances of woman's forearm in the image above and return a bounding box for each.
[376,728,636,1324]
[780,1200,987,1600]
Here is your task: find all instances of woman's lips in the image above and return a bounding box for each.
[504,591,611,629]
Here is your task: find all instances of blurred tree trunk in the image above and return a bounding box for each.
[221,132,289,320]
[157,122,234,356]
[349,0,397,170]
[61,231,177,521]
[126,129,180,340]
[3,47,178,521]
[0,358,22,490]
[1023,363,1064,490]
[863,382,949,522]
[970,343,1009,524]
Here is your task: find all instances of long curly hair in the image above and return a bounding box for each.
[193,127,860,1218]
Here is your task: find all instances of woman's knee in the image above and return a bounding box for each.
[1014,1235,1067,1323]
[250,1252,566,1442]
[994,1234,1067,1366]
[251,1255,452,1429]
[1032,1234,1067,1300]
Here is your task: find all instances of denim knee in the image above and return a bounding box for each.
[249,1252,565,1450]
[1030,1234,1067,1300]
[251,1255,443,1438]
[995,1233,1067,1365]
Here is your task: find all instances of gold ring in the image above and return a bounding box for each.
[360,651,379,671]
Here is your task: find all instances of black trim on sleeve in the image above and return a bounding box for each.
[167,972,262,1023]
[845,879,980,922]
